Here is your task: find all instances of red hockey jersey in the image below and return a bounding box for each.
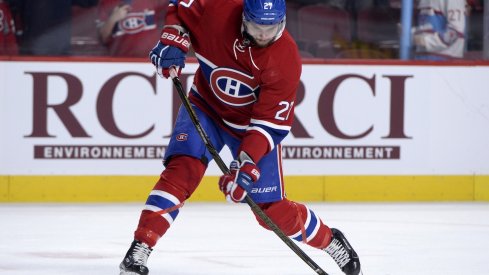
[98,0,167,57]
[171,0,301,163]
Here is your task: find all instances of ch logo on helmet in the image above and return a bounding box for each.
[210,68,259,107]
[264,2,273,9]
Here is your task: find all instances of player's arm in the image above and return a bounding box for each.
[240,57,302,164]
[219,56,301,203]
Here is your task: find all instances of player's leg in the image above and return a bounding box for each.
[256,200,361,275]
[134,156,206,247]
[250,145,361,275]
[120,105,225,275]
[120,155,205,275]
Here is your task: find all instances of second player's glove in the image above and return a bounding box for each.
[218,152,260,203]
[149,26,190,78]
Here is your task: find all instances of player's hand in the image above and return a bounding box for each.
[110,4,131,22]
[149,26,190,78]
[218,153,260,203]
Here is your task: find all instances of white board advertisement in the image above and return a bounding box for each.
[1,61,488,175]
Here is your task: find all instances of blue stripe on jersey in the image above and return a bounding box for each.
[197,60,212,84]
[145,194,179,220]
[292,209,319,242]
[196,54,218,84]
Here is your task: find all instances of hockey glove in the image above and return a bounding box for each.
[218,153,260,203]
[149,26,190,78]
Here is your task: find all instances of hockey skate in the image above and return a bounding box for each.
[119,240,152,275]
[324,228,362,275]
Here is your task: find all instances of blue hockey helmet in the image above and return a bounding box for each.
[243,0,286,25]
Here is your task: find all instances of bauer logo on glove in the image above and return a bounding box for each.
[161,30,190,51]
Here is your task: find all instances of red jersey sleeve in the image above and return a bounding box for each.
[240,35,302,163]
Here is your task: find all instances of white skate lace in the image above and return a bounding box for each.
[324,238,351,268]
[132,242,151,265]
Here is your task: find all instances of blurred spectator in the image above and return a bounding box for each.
[7,0,98,56]
[71,4,108,56]
[0,0,18,55]
[97,0,167,57]
[329,0,398,59]
[413,0,468,60]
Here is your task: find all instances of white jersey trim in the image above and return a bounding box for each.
[250,118,291,131]
[289,207,321,243]
[195,52,217,69]
[290,207,311,239]
[248,48,260,71]
[144,204,175,225]
[223,119,248,130]
[149,190,181,205]
[191,84,202,97]
[307,215,321,243]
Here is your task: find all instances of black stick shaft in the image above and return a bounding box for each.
[170,74,328,275]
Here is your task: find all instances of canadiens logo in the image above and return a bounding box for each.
[176,133,188,141]
[118,11,155,34]
[210,68,259,106]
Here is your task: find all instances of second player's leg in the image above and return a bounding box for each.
[247,144,361,275]
[256,199,333,248]
[255,199,361,275]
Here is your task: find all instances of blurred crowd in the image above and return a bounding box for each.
[0,0,486,60]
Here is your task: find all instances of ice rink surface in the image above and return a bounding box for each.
[1,202,488,275]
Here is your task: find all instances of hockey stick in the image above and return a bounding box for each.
[169,69,328,275]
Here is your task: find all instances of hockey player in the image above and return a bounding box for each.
[414,0,468,60]
[120,0,362,274]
